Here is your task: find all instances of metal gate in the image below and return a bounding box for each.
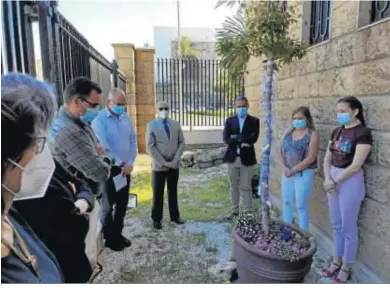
[1,0,127,107]
[156,58,244,129]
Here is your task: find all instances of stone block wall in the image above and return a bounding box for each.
[112,44,156,153]
[245,1,390,282]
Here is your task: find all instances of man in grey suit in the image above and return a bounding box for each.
[146,101,185,229]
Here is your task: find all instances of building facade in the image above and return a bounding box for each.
[245,1,390,283]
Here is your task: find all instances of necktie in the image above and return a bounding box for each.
[163,119,170,139]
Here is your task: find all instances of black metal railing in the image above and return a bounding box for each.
[309,0,331,45]
[156,58,243,127]
[371,0,390,23]
[1,0,127,107]
[1,1,36,76]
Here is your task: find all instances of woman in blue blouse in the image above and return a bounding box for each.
[279,106,319,230]
[1,73,63,283]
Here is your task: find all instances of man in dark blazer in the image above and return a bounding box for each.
[223,96,260,219]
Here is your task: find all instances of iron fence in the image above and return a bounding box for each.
[156,58,243,127]
[1,0,127,107]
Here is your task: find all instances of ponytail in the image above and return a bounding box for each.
[337,96,366,126]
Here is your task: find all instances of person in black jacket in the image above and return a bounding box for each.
[223,96,260,220]
[14,158,95,283]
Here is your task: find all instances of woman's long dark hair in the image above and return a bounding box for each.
[292,106,315,130]
[337,96,366,126]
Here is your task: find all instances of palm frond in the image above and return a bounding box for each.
[216,8,250,78]
[215,0,241,9]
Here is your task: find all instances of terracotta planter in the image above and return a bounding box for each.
[232,225,317,283]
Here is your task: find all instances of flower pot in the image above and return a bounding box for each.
[232,225,317,283]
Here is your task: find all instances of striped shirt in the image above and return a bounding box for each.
[51,106,111,183]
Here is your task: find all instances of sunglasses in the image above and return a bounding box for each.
[81,98,100,109]
[159,107,169,111]
[34,136,47,154]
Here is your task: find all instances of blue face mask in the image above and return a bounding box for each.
[236,107,248,118]
[292,119,307,129]
[80,108,99,123]
[112,105,125,115]
[336,112,351,126]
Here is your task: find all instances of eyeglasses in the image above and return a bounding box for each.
[34,136,47,154]
[81,98,100,109]
[236,105,247,108]
[159,107,169,111]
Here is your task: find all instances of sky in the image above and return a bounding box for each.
[33,0,235,61]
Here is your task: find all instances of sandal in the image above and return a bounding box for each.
[322,262,341,278]
[333,268,352,284]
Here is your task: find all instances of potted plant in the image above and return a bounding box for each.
[216,1,317,283]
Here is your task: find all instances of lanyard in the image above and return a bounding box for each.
[1,217,41,279]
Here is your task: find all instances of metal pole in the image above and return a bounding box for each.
[177,0,184,128]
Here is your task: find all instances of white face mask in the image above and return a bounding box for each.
[2,145,55,201]
[158,110,169,119]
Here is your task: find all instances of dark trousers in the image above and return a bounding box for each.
[151,169,180,222]
[100,174,130,243]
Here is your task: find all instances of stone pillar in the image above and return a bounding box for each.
[112,44,156,153]
[112,43,137,128]
[134,48,156,153]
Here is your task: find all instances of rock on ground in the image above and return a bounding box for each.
[180,147,226,169]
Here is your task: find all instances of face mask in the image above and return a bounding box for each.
[2,145,55,201]
[112,105,125,115]
[80,108,98,123]
[159,110,169,119]
[336,112,351,126]
[292,119,307,129]
[236,107,248,118]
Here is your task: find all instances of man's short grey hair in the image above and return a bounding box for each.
[156,101,169,107]
[108,87,126,100]
[1,73,57,135]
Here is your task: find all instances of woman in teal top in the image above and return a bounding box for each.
[279,106,319,230]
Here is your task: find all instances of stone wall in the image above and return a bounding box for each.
[112,44,156,153]
[180,147,226,169]
[245,1,390,283]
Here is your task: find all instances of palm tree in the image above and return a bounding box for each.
[216,0,306,234]
[179,36,199,59]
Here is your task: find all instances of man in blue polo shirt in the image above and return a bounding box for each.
[92,88,137,251]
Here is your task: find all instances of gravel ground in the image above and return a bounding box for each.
[92,162,347,284]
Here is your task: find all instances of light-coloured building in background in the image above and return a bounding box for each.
[153,26,216,59]
[245,1,390,284]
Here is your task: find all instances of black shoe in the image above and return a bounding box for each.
[119,235,132,247]
[153,221,162,230]
[171,219,185,225]
[105,241,125,252]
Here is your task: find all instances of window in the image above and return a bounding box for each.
[358,0,390,28]
[370,1,390,23]
[309,0,332,45]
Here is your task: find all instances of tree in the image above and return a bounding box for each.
[216,0,306,234]
[176,36,199,59]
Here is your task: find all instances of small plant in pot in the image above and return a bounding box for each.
[232,213,317,283]
[216,0,317,283]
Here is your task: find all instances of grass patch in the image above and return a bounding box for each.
[129,170,231,222]
[205,243,218,254]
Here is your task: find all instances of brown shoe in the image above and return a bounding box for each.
[224,211,238,221]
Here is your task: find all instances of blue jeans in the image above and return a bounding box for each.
[281,169,314,230]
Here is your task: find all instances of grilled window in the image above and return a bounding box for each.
[309,0,331,45]
[370,1,390,23]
